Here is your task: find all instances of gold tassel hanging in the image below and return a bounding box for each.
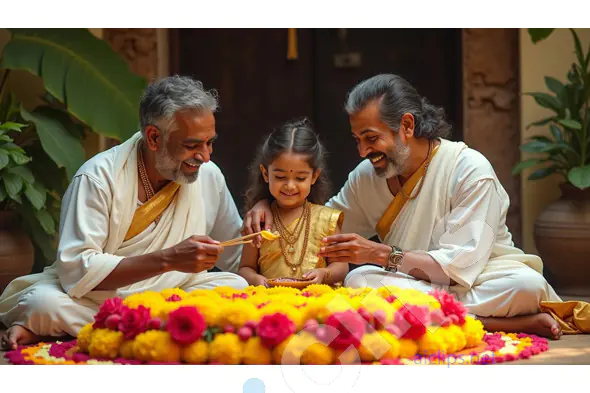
[287,28,298,60]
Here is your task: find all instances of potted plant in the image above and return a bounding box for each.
[513,28,590,295]
[0,120,55,291]
[0,28,147,291]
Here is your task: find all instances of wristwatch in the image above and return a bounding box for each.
[384,246,404,273]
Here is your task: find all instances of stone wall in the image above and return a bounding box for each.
[103,28,159,81]
[462,28,522,247]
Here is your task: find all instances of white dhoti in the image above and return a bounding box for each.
[1,132,247,336]
[328,138,561,318]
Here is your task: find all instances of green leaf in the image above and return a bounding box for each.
[0,135,14,142]
[7,165,35,183]
[1,28,147,142]
[550,124,564,142]
[0,152,9,170]
[24,182,46,210]
[569,29,586,72]
[15,202,58,261]
[35,209,56,234]
[531,135,554,143]
[558,119,582,130]
[10,193,22,204]
[2,142,25,153]
[544,76,564,95]
[9,151,31,165]
[0,121,27,132]
[528,166,559,180]
[526,116,555,129]
[2,172,23,198]
[528,28,554,44]
[512,159,543,175]
[524,92,561,113]
[520,140,555,153]
[568,166,590,190]
[20,106,85,180]
[0,184,6,202]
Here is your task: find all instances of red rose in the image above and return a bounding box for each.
[256,313,296,348]
[325,310,366,350]
[394,305,431,340]
[166,306,206,346]
[93,297,123,328]
[118,305,151,340]
[166,294,183,302]
[428,289,468,325]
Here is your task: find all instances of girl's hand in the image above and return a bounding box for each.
[302,268,330,284]
[251,274,269,287]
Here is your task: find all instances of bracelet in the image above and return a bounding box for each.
[322,268,332,283]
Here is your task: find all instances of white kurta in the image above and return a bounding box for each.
[0,132,247,336]
[327,138,561,317]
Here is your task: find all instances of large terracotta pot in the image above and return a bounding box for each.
[0,211,35,294]
[534,183,590,296]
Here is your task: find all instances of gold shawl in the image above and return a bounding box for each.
[375,144,440,240]
[124,181,181,241]
[540,300,590,334]
[258,203,343,279]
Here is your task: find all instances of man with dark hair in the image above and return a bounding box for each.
[243,73,563,339]
[1,76,247,350]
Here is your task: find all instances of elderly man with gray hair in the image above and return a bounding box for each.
[0,76,248,349]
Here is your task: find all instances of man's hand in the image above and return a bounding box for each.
[163,235,224,273]
[241,199,273,247]
[317,233,391,265]
[302,268,329,284]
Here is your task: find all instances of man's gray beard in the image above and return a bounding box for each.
[374,143,411,179]
[154,146,200,184]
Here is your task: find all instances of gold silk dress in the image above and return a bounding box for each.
[258,203,343,279]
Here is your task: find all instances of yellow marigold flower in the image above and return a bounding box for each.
[119,340,134,359]
[123,291,165,309]
[304,293,354,322]
[272,334,307,365]
[301,341,334,365]
[77,323,94,353]
[418,330,447,356]
[179,297,222,326]
[462,316,485,348]
[278,294,308,308]
[88,328,124,359]
[244,285,267,295]
[438,325,466,354]
[334,347,361,364]
[219,301,259,327]
[212,286,242,297]
[243,337,272,365]
[209,333,243,365]
[337,287,374,297]
[304,284,334,296]
[161,288,188,300]
[398,338,419,359]
[266,286,301,296]
[181,340,209,364]
[151,301,181,323]
[258,303,303,329]
[358,331,400,362]
[359,295,395,324]
[248,294,271,308]
[187,289,223,300]
[133,331,181,363]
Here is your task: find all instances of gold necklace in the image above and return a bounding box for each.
[137,142,161,224]
[272,201,312,273]
[398,140,434,200]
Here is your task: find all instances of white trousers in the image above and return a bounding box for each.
[344,260,561,318]
[1,272,248,337]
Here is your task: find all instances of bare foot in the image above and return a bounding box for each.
[0,325,42,351]
[477,312,562,340]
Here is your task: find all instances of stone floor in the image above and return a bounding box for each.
[1,296,589,366]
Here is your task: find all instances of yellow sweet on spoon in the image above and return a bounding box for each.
[261,230,280,241]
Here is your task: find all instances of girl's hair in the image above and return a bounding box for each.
[243,118,331,213]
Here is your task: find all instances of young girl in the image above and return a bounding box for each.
[238,119,348,287]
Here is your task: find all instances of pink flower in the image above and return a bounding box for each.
[118,305,151,340]
[238,326,253,341]
[147,318,162,330]
[325,310,366,350]
[428,289,467,325]
[93,297,123,328]
[257,313,296,348]
[105,314,122,330]
[394,305,430,340]
[303,319,319,334]
[384,295,397,304]
[430,309,451,327]
[166,294,183,302]
[224,325,235,334]
[166,306,206,346]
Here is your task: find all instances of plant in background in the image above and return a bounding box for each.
[0,28,147,264]
[513,28,590,190]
